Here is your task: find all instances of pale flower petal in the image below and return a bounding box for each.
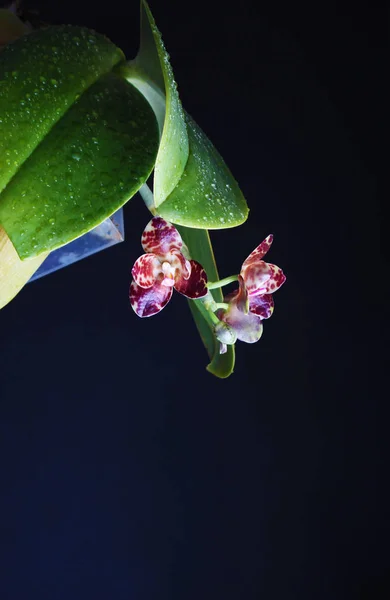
[241,261,270,294]
[219,300,263,343]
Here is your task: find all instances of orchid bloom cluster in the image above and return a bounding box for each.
[129,217,286,352]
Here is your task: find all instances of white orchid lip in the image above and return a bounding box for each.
[161,261,176,287]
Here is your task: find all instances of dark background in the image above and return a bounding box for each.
[0,0,386,598]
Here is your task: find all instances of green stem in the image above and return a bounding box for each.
[214,302,229,311]
[198,293,229,326]
[207,275,239,289]
[138,183,156,215]
[196,299,220,326]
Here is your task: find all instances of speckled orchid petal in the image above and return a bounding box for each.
[220,301,263,344]
[242,260,286,295]
[131,254,162,289]
[249,293,274,319]
[174,260,208,299]
[141,216,183,256]
[242,234,273,269]
[240,233,286,296]
[241,261,270,294]
[130,280,173,318]
[263,264,286,294]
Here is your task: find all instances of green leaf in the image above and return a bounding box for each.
[159,113,249,228]
[131,0,189,206]
[177,225,235,378]
[123,1,249,229]
[0,25,124,194]
[0,27,159,259]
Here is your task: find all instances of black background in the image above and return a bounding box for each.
[0,1,386,598]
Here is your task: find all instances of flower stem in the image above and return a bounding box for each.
[213,302,229,311]
[207,275,239,289]
[138,183,156,215]
[206,308,221,326]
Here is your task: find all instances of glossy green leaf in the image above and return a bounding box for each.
[0,25,124,194]
[159,113,249,228]
[123,1,249,229]
[0,72,159,259]
[131,0,189,206]
[177,225,235,378]
[0,26,159,259]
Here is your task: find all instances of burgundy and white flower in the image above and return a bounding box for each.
[217,235,286,344]
[130,217,208,317]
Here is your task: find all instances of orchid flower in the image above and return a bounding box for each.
[216,235,286,344]
[130,217,208,317]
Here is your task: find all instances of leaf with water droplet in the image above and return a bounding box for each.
[122,1,248,229]
[123,0,189,207]
[0,29,158,259]
[158,114,248,228]
[0,25,125,195]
